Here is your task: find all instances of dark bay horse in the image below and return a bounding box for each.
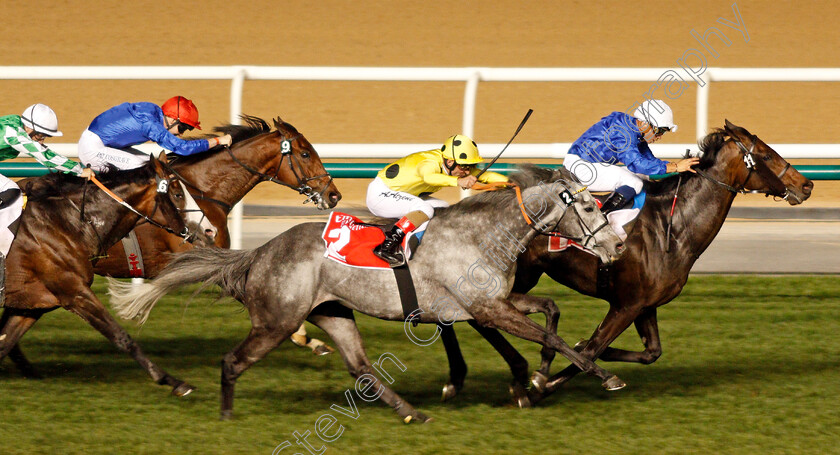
[108,172,625,421]
[93,115,341,276]
[437,120,814,404]
[0,154,198,395]
[3,116,343,375]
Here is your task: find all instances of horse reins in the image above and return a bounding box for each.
[514,184,608,249]
[224,132,333,205]
[87,174,190,239]
[665,173,682,253]
[163,163,233,212]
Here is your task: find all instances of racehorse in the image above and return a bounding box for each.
[0,154,198,396]
[108,169,626,421]
[436,120,814,404]
[2,115,343,376]
[93,114,341,276]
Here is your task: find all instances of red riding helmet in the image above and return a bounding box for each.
[161,96,202,130]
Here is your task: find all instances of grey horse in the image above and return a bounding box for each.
[108,167,625,422]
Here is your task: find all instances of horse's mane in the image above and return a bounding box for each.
[25,160,157,202]
[171,114,278,166]
[212,114,273,142]
[642,129,728,196]
[440,164,574,217]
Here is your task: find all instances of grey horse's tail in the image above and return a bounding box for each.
[108,247,258,324]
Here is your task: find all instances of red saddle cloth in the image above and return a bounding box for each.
[322,212,394,269]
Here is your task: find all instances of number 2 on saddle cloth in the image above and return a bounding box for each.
[322,212,426,269]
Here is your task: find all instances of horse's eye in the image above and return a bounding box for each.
[763,154,772,162]
[585,207,594,213]
[301,152,310,159]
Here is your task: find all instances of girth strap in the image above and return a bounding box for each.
[596,263,614,300]
[393,264,420,326]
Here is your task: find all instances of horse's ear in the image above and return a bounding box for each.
[273,117,285,130]
[557,166,579,184]
[724,119,735,135]
[157,152,169,164]
[724,119,751,140]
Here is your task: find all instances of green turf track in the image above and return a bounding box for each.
[1,275,838,454]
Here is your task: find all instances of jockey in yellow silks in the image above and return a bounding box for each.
[366,134,508,267]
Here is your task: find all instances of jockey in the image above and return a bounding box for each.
[366,134,508,267]
[78,96,233,172]
[563,99,699,240]
[0,104,92,306]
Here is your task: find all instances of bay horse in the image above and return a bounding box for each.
[436,120,814,404]
[0,154,198,396]
[93,114,341,274]
[108,171,626,421]
[2,115,343,376]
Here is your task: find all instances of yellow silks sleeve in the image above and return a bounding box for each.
[417,160,459,187]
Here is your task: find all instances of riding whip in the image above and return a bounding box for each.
[665,153,687,252]
[476,109,533,178]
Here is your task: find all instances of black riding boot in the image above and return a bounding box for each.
[373,226,407,267]
[600,192,629,215]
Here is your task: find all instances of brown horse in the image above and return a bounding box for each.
[3,116,343,374]
[0,154,197,395]
[93,115,341,276]
[437,120,814,404]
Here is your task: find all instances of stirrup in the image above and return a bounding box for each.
[374,245,406,268]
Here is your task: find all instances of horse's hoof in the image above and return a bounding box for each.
[312,345,334,356]
[602,375,626,391]
[441,383,458,402]
[220,410,233,421]
[526,388,544,406]
[574,338,588,352]
[172,382,196,397]
[508,383,532,408]
[530,371,548,393]
[405,412,431,424]
[290,334,308,347]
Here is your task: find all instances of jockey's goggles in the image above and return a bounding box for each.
[654,126,670,135]
[176,122,195,135]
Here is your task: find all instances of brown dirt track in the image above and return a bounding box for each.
[3,0,840,207]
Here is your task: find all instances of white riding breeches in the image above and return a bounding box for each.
[366,177,449,219]
[563,153,645,194]
[0,175,24,257]
[78,129,152,172]
[564,154,645,242]
[607,207,640,241]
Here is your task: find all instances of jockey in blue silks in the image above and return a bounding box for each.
[563,99,699,240]
[78,96,232,172]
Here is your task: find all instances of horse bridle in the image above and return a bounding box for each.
[224,132,333,206]
[695,135,798,202]
[515,184,609,249]
[87,173,191,239]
